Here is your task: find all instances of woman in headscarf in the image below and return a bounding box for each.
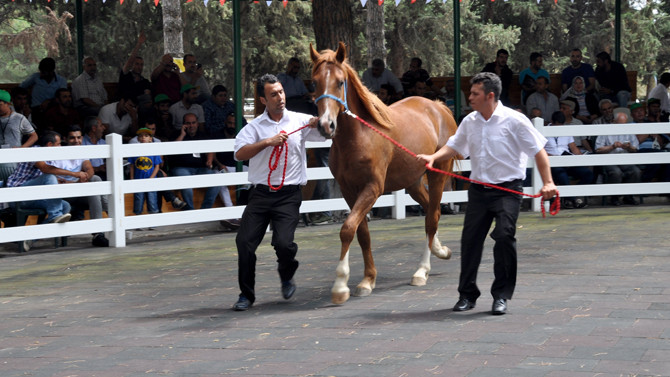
[561,76,599,124]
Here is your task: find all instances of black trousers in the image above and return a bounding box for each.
[458,180,522,302]
[235,184,302,304]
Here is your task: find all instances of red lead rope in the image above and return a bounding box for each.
[342,110,560,218]
[267,125,311,191]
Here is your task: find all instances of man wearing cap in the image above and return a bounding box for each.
[169,84,205,131]
[0,89,38,183]
[646,98,662,123]
[150,94,173,141]
[648,72,670,121]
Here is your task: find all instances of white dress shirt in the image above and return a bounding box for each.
[234,109,324,186]
[446,102,547,184]
[648,83,670,113]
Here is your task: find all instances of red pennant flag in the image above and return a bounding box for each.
[155,0,160,6]
[378,0,383,5]
[220,0,226,4]
[283,0,288,7]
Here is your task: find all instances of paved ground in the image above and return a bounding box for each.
[1,200,670,377]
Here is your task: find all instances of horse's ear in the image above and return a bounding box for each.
[335,42,347,63]
[309,43,320,63]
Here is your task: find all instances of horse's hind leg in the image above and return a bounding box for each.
[406,172,452,287]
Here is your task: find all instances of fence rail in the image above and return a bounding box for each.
[1,118,669,248]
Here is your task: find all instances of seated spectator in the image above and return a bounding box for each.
[439,79,468,114]
[81,116,107,181]
[559,98,593,155]
[593,99,615,125]
[180,54,210,104]
[203,85,237,139]
[169,84,205,132]
[648,72,670,122]
[19,57,68,126]
[151,54,184,104]
[646,98,662,123]
[544,111,593,209]
[169,113,219,210]
[99,96,138,143]
[0,89,38,184]
[151,94,173,141]
[561,76,599,124]
[50,126,109,247]
[561,48,596,93]
[519,52,550,105]
[71,57,108,117]
[128,128,162,218]
[529,107,543,121]
[129,119,187,211]
[214,112,244,230]
[633,103,670,182]
[630,102,647,124]
[407,79,432,99]
[594,111,641,206]
[43,88,82,137]
[401,57,432,94]
[526,76,559,124]
[362,58,403,100]
[482,49,513,105]
[376,84,396,106]
[595,51,631,107]
[10,86,33,125]
[277,57,316,115]
[5,131,72,225]
[118,31,152,103]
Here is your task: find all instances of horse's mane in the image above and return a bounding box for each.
[312,51,395,131]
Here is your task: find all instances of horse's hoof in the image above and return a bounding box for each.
[332,291,350,305]
[433,246,452,260]
[353,286,372,297]
[411,276,427,286]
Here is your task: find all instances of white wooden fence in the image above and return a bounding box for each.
[1,118,669,248]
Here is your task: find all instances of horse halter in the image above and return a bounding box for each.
[314,80,350,114]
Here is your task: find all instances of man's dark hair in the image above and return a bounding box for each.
[54,88,71,99]
[659,72,670,86]
[380,84,396,96]
[596,51,611,63]
[371,58,385,68]
[122,95,138,106]
[256,74,279,98]
[83,116,99,135]
[529,52,542,63]
[212,85,228,97]
[11,86,29,99]
[551,111,566,124]
[496,49,509,57]
[470,72,502,102]
[184,53,195,61]
[571,48,582,54]
[288,57,300,65]
[38,57,56,73]
[67,125,82,135]
[411,57,422,67]
[40,131,60,146]
[536,76,549,85]
[182,112,197,124]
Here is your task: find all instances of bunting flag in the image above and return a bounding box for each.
[360,0,367,6]
[3,0,569,6]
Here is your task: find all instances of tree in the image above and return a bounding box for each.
[161,0,184,57]
[312,0,354,54]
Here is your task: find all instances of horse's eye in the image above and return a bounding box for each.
[337,81,344,88]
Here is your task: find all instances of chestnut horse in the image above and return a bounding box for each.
[310,42,459,304]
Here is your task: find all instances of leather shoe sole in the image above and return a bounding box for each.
[492,298,507,315]
[453,298,476,312]
[232,296,252,311]
[281,279,296,300]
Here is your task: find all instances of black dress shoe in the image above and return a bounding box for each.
[453,297,476,312]
[492,298,507,315]
[232,295,252,311]
[281,279,296,300]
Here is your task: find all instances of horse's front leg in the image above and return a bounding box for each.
[331,190,378,304]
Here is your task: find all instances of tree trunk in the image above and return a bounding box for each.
[312,0,355,61]
[366,2,386,67]
[161,0,184,58]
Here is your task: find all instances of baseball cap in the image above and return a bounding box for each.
[648,98,661,105]
[136,128,153,135]
[180,83,195,94]
[629,102,643,110]
[0,89,11,103]
[154,93,170,104]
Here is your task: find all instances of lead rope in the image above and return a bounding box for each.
[267,125,311,191]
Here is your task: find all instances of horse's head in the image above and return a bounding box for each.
[310,42,348,139]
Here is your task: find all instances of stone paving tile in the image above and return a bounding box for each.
[1,205,670,376]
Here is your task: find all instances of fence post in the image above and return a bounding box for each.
[392,189,406,219]
[106,133,126,247]
[531,117,545,212]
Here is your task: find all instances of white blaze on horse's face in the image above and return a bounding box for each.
[315,65,346,139]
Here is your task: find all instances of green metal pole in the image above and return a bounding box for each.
[615,0,621,62]
[453,0,461,122]
[233,0,243,173]
[75,0,84,74]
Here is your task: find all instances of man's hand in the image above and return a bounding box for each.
[266,132,288,147]
[539,182,558,201]
[308,117,319,128]
[416,154,435,169]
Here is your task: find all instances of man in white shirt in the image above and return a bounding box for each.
[99,97,138,143]
[361,58,404,99]
[648,72,670,121]
[231,74,322,311]
[71,57,108,117]
[418,72,557,316]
